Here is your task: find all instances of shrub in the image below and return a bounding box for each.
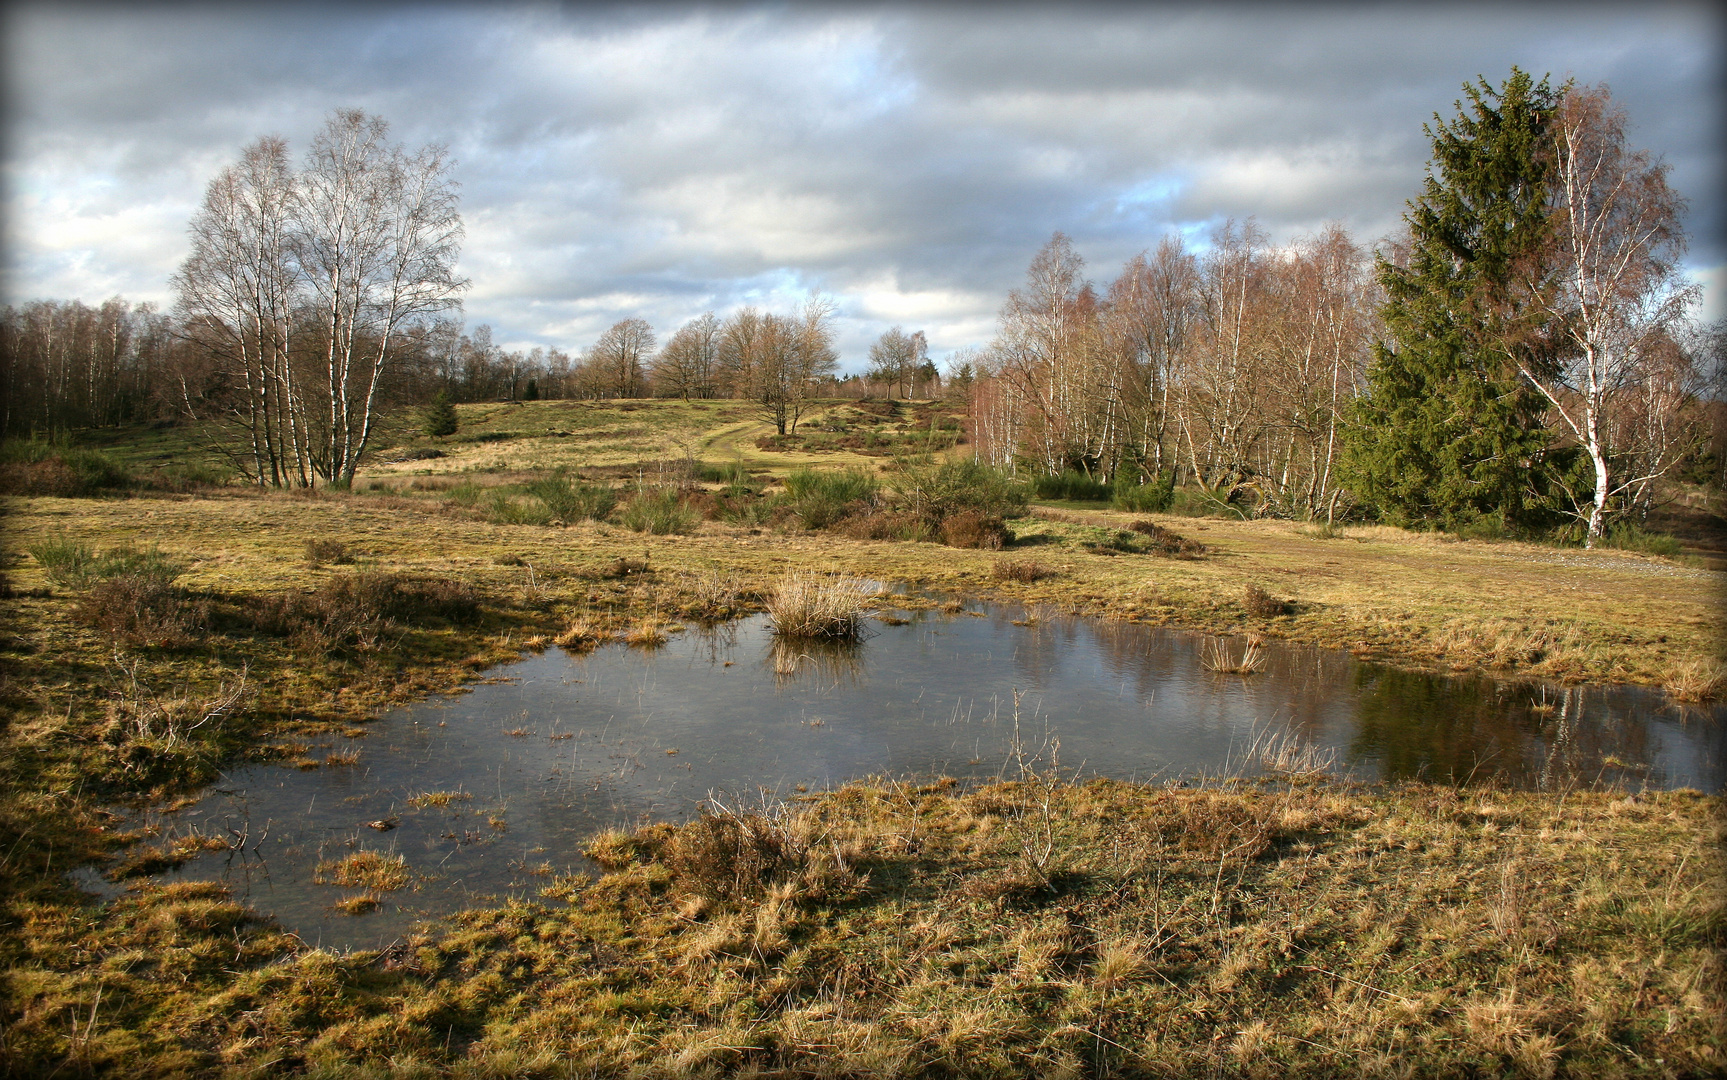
[939,510,1011,550]
[29,540,184,589]
[1601,522,1683,558]
[240,572,481,655]
[894,459,1026,524]
[1243,584,1287,618]
[1113,471,1175,513]
[485,493,556,526]
[835,509,932,543]
[993,558,1054,583]
[527,473,617,522]
[1031,470,1111,501]
[766,574,871,640]
[74,575,206,648]
[306,539,354,565]
[782,467,879,529]
[667,810,801,902]
[620,487,699,535]
[1127,519,1207,558]
[1167,487,1245,519]
[0,439,134,496]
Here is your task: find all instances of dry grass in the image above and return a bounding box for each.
[991,557,1054,583]
[1666,657,1726,703]
[1202,633,1267,674]
[765,573,873,640]
[623,615,670,648]
[552,618,606,651]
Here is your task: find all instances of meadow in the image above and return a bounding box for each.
[1,397,1722,1077]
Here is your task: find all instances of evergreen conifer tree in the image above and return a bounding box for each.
[1343,69,1563,529]
[523,379,540,401]
[423,390,459,438]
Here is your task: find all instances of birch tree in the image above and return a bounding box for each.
[1513,85,1697,543]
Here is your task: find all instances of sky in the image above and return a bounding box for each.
[3,2,1721,371]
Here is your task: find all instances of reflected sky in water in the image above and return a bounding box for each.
[96,603,1724,950]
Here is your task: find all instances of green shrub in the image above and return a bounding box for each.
[782,467,879,529]
[1031,470,1111,501]
[897,460,1026,521]
[1167,487,1244,519]
[28,540,183,589]
[1113,471,1175,513]
[527,473,617,522]
[0,439,135,496]
[444,480,486,507]
[1601,523,1683,558]
[485,493,556,526]
[620,487,699,535]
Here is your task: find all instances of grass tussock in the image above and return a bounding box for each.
[619,486,700,535]
[1665,658,1725,703]
[1127,518,1207,557]
[766,574,873,640]
[312,850,410,891]
[552,618,607,651]
[304,538,354,566]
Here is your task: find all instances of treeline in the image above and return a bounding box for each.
[969,72,1725,539]
[970,221,1376,521]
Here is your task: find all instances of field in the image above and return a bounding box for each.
[1,398,1723,1077]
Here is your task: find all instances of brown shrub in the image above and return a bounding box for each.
[667,811,800,902]
[939,511,1011,550]
[992,558,1054,583]
[236,572,482,655]
[835,510,931,542]
[305,538,354,565]
[1243,584,1286,618]
[1128,519,1207,558]
[73,576,206,648]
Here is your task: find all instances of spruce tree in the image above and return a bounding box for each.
[423,390,459,438]
[1343,69,1562,530]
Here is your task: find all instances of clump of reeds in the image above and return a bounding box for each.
[766,574,872,640]
[331,893,383,916]
[1202,634,1266,675]
[553,618,606,651]
[1247,725,1337,777]
[992,558,1053,583]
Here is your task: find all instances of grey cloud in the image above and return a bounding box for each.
[4,3,1720,364]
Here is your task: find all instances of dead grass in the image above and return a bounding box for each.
[766,573,873,640]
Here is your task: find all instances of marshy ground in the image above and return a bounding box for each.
[2,397,1723,1076]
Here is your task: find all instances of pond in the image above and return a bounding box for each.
[86,599,1725,951]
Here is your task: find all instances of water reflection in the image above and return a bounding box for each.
[95,603,1724,951]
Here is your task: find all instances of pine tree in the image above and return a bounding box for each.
[523,379,540,401]
[423,390,459,438]
[1343,69,1563,530]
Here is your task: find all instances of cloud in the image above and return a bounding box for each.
[4,2,1721,369]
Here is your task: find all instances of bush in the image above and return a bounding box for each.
[782,467,879,529]
[620,487,699,535]
[896,460,1026,521]
[485,493,556,526]
[1127,519,1207,558]
[835,509,932,543]
[992,558,1054,583]
[1031,470,1111,501]
[0,439,134,496]
[1167,487,1244,519]
[74,574,206,648]
[1113,472,1175,513]
[526,473,617,522]
[1601,522,1683,558]
[240,572,481,655]
[306,539,354,565]
[1243,584,1287,618]
[28,540,184,589]
[939,510,1011,550]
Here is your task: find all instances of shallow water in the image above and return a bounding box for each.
[90,602,1725,950]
